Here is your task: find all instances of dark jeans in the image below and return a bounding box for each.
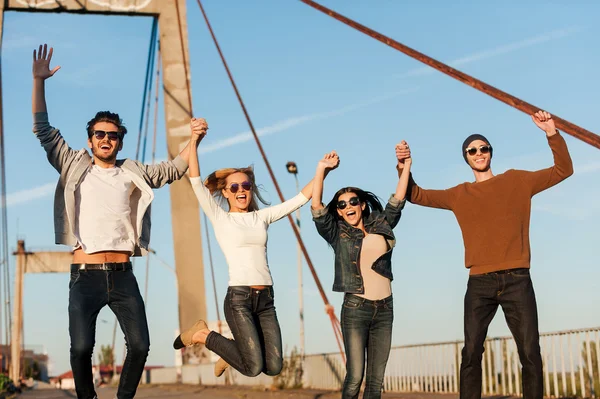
[460,268,543,399]
[205,286,282,377]
[341,294,394,399]
[69,269,150,399]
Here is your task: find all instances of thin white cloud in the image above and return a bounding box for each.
[576,161,600,175]
[199,88,418,154]
[396,26,582,79]
[5,182,55,207]
[1,36,41,51]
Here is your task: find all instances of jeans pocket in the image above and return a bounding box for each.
[69,271,81,289]
[343,299,361,309]
[230,290,250,301]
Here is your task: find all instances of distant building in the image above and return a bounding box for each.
[50,365,163,389]
[0,344,49,382]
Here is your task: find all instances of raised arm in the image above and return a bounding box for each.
[396,141,457,210]
[311,151,340,211]
[187,118,226,222]
[523,111,574,195]
[32,44,60,114]
[32,44,81,174]
[259,151,339,225]
[310,151,340,244]
[382,141,412,228]
[140,118,208,188]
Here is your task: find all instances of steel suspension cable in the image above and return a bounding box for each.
[300,0,600,150]
[144,42,161,305]
[0,16,11,349]
[135,17,158,160]
[173,0,224,343]
[193,0,345,361]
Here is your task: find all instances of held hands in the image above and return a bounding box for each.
[395,140,412,167]
[33,44,60,80]
[318,150,340,172]
[531,110,557,136]
[190,118,208,142]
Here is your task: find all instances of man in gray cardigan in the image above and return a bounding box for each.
[32,44,205,399]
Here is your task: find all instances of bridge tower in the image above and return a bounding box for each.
[0,0,208,365]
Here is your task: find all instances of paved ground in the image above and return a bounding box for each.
[18,385,469,399]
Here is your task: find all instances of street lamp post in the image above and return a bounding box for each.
[285,162,305,367]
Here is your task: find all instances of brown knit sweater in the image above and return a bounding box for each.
[407,134,573,275]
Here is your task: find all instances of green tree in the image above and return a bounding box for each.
[273,346,303,389]
[98,345,114,368]
[582,340,599,397]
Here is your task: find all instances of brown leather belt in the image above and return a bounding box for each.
[71,262,132,272]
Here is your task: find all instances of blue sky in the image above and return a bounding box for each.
[1,0,599,376]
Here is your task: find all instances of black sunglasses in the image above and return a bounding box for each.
[465,145,492,156]
[228,181,252,193]
[93,130,122,141]
[337,196,360,210]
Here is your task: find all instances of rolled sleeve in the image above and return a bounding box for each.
[311,206,329,219]
[387,195,406,210]
[172,155,189,175]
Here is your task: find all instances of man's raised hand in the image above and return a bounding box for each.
[33,44,60,80]
[190,118,208,141]
[531,110,557,136]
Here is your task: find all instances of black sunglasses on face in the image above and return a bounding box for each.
[93,130,122,141]
[465,145,492,156]
[228,181,252,193]
[337,196,360,210]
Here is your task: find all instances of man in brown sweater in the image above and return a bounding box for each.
[396,111,573,399]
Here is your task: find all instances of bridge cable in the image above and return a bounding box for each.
[192,0,346,362]
[300,0,600,150]
[0,12,11,349]
[172,0,225,356]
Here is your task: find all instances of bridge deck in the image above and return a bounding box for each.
[18,385,470,399]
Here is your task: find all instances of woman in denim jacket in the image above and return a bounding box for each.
[311,144,412,399]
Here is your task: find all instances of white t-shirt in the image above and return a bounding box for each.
[190,176,308,286]
[74,165,136,254]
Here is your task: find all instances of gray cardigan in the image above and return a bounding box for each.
[33,112,188,256]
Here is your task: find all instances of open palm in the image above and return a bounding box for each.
[33,44,60,80]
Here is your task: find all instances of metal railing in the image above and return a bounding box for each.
[149,326,600,398]
[302,326,600,397]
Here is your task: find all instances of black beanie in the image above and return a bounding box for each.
[462,134,492,163]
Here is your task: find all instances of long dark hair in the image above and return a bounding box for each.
[325,187,383,222]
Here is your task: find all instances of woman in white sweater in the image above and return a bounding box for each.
[173,118,339,377]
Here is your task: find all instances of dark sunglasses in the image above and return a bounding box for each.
[228,181,252,193]
[465,145,492,156]
[93,130,122,141]
[337,196,360,210]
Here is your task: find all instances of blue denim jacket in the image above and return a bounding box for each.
[311,196,406,293]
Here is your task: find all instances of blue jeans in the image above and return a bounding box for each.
[341,294,393,399]
[205,286,282,377]
[69,268,150,399]
[460,268,543,399]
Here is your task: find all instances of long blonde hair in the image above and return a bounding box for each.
[204,166,269,212]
